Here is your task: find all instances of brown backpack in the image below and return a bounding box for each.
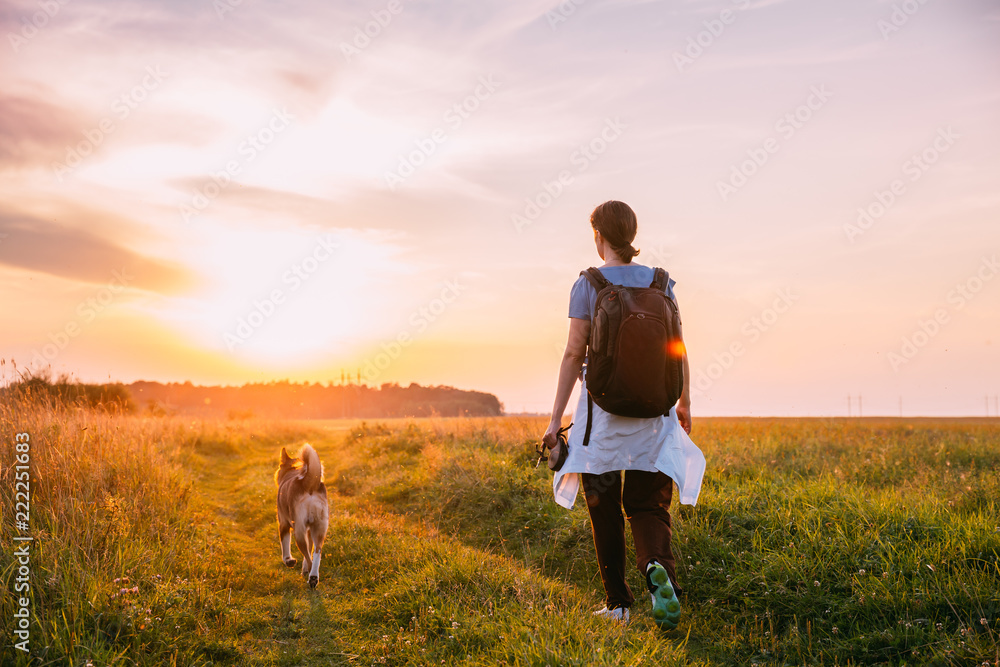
[581,267,684,445]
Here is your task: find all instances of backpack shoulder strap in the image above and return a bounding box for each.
[581,268,610,291]
[582,392,593,447]
[650,267,670,291]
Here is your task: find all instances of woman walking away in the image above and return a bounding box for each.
[542,200,705,629]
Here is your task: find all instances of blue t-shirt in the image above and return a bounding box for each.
[568,263,677,321]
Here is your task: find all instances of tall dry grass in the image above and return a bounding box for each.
[0,389,312,666]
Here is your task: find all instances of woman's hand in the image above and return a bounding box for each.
[542,420,562,450]
[676,402,692,434]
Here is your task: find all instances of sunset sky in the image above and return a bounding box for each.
[2,0,998,416]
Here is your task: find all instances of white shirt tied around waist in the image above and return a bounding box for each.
[552,378,706,510]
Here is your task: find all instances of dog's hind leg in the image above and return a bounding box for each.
[308,521,327,589]
[294,523,311,581]
[279,522,296,567]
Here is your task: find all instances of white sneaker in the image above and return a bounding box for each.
[593,606,630,623]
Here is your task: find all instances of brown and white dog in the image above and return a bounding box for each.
[275,444,329,588]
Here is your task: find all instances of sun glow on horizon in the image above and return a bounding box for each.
[145,226,416,366]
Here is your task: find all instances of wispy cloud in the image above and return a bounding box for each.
[0,208,199,294]
[0,92,80,169]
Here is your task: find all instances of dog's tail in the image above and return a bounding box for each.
[299,444,323,494]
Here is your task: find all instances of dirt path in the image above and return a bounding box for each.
[188,431,366,665]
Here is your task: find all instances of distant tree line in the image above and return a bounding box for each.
[2,374,504,418]
[130,380,503,418]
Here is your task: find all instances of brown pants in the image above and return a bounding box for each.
[582,469,681,610]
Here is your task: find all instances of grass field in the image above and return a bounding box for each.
[1,397,998,666]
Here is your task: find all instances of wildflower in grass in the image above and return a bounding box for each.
[980,618,988,626]
[814,580,820,587]
[858,569,865,575]
[832,627,838,634]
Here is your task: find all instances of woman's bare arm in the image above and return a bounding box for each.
[542,317,590,449]
[676,320,692,434]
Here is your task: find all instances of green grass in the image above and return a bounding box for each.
[1,401,998,665]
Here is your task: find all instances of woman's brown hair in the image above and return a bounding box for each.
[590,200,639,263]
